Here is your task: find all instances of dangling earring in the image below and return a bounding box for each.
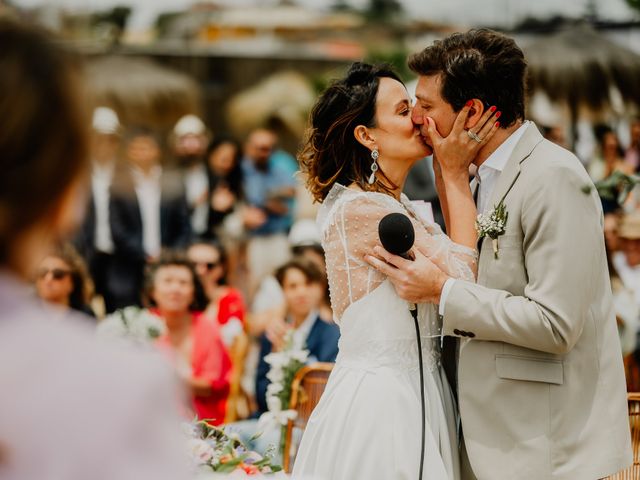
[368,149,379,185]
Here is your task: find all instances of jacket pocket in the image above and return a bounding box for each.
[495,354,564,385]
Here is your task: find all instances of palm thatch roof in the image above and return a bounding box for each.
[525,24,640,115]
[85,56,200,131]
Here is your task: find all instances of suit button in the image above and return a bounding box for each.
[453,329,462,335]
[467,332,476,338]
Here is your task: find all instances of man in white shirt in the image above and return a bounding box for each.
[367,29,631,480]
[77,107,120,313]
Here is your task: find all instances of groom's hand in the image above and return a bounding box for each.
[365,246,449,304]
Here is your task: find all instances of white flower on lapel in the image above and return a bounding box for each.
[476,201,508,259]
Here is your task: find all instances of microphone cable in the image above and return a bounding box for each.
[410,304,426,480]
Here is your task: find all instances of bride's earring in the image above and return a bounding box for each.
[368,149,379,185]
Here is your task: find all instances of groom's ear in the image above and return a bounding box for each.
[464,98,485,129]
[353,125,376,149]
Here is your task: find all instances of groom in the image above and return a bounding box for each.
[367,29,632,480]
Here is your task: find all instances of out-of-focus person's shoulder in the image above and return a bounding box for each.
[0,271,189,480]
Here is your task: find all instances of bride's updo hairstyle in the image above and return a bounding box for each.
[300,62,403,203]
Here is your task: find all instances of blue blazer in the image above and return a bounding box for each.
[255,315,340,415]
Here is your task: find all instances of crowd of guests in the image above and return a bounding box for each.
[35,105,340,430]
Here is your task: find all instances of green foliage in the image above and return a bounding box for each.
[365,0,403,22]
[627,0,640,13]
[366,47,413,82]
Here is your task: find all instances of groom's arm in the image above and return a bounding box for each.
[442,164,604,355]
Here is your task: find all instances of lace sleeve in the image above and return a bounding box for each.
[319,187,407,321]
[403,198,478,283]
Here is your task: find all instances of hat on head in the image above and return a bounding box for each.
[173,114,206,137]
[618,211,640,239]
[92,107,120,135]
[288,219,321,248]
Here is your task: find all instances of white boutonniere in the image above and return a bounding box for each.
[476,201,508,259]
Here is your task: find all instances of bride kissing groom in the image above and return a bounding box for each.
[367,28,632,480]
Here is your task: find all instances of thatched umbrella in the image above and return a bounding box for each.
[226,71,316,152]
[85,56,201,132]
[524,24,640,146]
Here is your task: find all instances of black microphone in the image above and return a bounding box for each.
[377,212,426,480]
[378,212,415,260]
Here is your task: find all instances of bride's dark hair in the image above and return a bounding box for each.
[299,62,403,203]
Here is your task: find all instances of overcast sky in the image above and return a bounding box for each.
[13,0,639,30]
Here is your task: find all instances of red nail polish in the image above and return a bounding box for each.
[490,106,497,112]
[466,100,473,107]
[495,121,500,128]
[495,111,502,119]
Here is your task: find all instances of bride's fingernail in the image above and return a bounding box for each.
[495,121,500,128]
[465,100,473,107]
[489,106,497,112]
[495,111,502,119]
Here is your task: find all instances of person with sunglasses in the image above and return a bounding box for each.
[187,241,246,346]
[34,242,96,318]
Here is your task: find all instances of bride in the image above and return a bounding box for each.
[291,63,499,479]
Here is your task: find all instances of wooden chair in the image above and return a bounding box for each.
[282,362,334,473]
[223,331,251,423]
[605,393,640,479]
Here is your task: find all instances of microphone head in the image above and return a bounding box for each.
[378,212,415,257]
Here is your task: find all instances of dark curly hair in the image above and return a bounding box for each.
[299,62,404,203]
[408,29,527,128]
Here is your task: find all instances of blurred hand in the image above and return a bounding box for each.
[243,206,267,230]
[264,199,289,216]
[265,314,291,351]
[211,187,236,212]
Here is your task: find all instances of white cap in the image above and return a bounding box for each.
[173,114,206,137]
[92,107,120,135]
[288,219,321,248]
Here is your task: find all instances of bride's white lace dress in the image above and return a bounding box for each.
[291,184,477,480]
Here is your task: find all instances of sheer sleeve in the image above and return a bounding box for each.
[402,197,478,283]
[317,185,478,322]
[319,187,406,321]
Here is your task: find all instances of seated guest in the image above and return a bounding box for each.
[109,128,192,309]
[148,251,231,425]
[187,240,246,346]
[255,258,340,416]
[35,242,95,318]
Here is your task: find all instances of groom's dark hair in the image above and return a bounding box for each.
[408,29,526,128]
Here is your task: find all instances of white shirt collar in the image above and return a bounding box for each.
[290,310,319,350]
[478,120,530,178]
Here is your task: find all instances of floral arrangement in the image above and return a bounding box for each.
[258,333,309,458]
[476,200,509,259]
[96,306,166,343]
[184,419,283,476]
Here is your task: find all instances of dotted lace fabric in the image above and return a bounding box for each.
[317,184,478,323]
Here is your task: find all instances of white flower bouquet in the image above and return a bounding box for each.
[96,306,166,343]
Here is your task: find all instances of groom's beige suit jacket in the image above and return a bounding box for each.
[442,123,632,480]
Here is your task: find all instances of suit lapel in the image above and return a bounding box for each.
[485,122,544,210]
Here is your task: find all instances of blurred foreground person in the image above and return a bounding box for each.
[0,20,188,480]
[148,252,232,425]
[35,242,95,318]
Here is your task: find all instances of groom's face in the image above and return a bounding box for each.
[411,74,457,149]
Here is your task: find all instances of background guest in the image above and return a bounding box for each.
[75,106,120,313]
[172,114,211,238]
[35,242,95,318]
[241,128,297,299]
[109,127,192,308]
[149,251,232,425]
[589,124,632,181]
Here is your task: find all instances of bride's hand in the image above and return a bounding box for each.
[425,102,501,179]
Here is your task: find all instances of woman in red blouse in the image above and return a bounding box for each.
[147,252,231,425]
[187,241,246,347]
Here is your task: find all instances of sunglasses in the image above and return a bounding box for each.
[193,261,220,272]
[36,268,71,280]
